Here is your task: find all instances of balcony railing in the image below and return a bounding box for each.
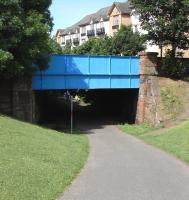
[73,38,79,45]
[87,29,95,37]
[66,39,72,44]
[96,27,105,35]
[112,24,119,29]
[81,33,86,37]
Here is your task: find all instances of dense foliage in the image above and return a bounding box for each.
[66,25,146,56]
[73,36,113,55]
[0,0,54,78]
[160,51,187,78]
[111,25,146,56]
[131,0,189,58]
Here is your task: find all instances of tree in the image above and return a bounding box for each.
[112,25,146,56]
[131,0,189,58]
[73,36,113,55]
[49,38,62,54]
[62,43,73,54]
[0,0,53,78]
[72,27,145,56]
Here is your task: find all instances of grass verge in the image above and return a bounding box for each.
[120,120,189,164]
[0,116,88,200]
[119,123,156,137]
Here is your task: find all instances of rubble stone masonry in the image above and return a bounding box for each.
[136,52,162,125]
[0,78,36,123]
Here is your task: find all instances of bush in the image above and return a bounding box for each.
[160,51,187,78]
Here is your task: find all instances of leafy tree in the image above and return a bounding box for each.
[73,36,113,55]
[72,27,145,56]
[160,50,187,78]
[112,25,146,56]
[62,43,73,54]
[49,38,62,54]
[131,0,189,58]
[0,0,53,78]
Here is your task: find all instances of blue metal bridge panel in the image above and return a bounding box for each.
[43,55,66,75]
[66,55,89,75]
[111,57,131,75]
[89,56,110,75]
[32,54,140,90]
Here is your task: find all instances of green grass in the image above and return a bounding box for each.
[0,116,88,200]
[120,120,189,164]
[160,87,183,119]
[119,123,155,137]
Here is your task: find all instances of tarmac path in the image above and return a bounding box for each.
[60,125,189,200]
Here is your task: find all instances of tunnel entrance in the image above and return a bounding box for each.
[35,89,139,129]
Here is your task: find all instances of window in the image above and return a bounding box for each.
[90,23,94,30]
[113,16,119,26]
[81,27,86,34]
[61,36,65,43]
[100,18,104,28]
[100,21,104,28]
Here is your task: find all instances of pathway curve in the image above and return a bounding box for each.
[60,125,189,200]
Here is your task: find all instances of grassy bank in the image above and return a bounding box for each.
[158,77,189,123]
[120,120,189,164]
[0,116,88,200]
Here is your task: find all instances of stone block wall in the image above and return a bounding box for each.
[0,80,12,116]
[136,52,162,125]
[0,78,36,122]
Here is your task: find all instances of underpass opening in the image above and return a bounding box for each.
[35,89,139,129]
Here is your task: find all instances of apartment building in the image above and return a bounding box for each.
[55,1,133,47]
[55,1,189,57]
[108,1,132,36]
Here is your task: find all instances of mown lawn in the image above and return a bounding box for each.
[0,116,88,200]
[120,120,189,164]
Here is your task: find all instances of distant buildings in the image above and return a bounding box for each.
[55,1,189,57]
[55,1,137,47]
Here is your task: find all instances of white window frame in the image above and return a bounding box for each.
[113,15,119,26]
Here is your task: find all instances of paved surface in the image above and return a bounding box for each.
[60,125,189,200]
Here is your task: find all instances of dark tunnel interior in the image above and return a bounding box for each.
[35,89,139,129]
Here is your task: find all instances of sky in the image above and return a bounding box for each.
[50,0,126,35]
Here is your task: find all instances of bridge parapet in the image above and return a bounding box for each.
[32,55,140,90]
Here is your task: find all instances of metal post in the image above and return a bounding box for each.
[70,95,73,134]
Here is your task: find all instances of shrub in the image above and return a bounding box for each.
[160,50,187,78]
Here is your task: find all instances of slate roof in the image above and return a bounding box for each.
[114,1,132,14]
[76,6,111,27]
[55,29,65,37]
[57,7,109,36]
[56,5,111,36]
